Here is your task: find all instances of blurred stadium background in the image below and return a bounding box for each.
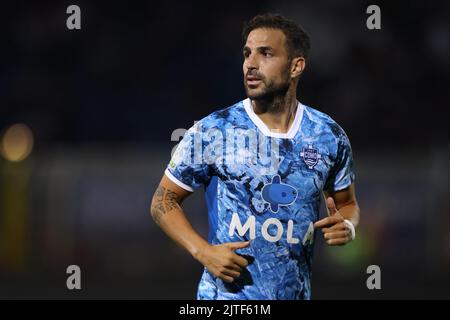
[0,1,449,299]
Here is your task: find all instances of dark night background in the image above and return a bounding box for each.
[0,1,449,299]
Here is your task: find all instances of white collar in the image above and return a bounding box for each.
[243,98,304,139]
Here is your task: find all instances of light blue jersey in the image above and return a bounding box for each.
[165,98,355,300]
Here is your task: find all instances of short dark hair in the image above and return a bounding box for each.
[242,13,311,60]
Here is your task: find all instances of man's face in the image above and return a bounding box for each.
[243,28,292,101]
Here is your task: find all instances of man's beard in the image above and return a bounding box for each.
[244,71,291,109]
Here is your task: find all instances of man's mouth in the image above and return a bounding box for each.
[246,76,263,86]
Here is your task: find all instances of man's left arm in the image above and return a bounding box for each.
[314,183,360,246]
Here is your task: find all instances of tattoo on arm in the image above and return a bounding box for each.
[151,186,181,224]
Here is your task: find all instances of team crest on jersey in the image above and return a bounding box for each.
[261,175,298,213]
[300,144,321,169]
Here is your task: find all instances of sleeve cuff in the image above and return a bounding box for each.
[164,168,194,192]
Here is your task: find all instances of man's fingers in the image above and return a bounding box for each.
[326,197,338,216]
[326,237,350,246]
[225,241,251,251]
[323,231,349,240]
[330,222,347,230]
[220,274,235,283]
[225,262,243,273]
[314,217,331,229]
[314,215,343,229]
[321,222,347,233]
[221,268,241,279]
[232,254,249,268]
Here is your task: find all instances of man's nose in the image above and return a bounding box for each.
[244,54,258,71]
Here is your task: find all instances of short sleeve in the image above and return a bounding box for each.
[324,129,355,193]
[165,124,212,192]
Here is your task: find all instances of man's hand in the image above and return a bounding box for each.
[314,197,355,246]
[195,241,250,283]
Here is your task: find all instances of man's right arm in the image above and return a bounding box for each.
[150,174,249,283]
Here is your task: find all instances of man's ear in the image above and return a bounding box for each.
[291,57,306,78]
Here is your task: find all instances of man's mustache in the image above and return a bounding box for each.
[245,71,264,80]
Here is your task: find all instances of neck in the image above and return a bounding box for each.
[251,85,298,134]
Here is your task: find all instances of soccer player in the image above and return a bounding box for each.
[150,13,360,300]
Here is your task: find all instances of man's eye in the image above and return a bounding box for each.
[263,52,272,57]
